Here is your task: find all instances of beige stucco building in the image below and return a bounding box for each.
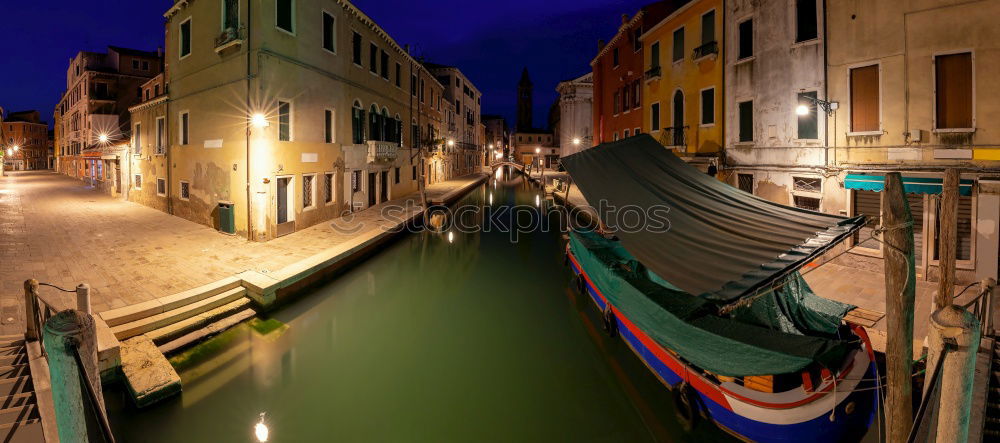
[824,0,1000,284]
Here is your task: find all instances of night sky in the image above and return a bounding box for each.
[0,0,647,129]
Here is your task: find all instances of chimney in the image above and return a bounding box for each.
[621,14,629,25]
[598,39,606,51]
[405,44,410,54]
[157,47,163,58]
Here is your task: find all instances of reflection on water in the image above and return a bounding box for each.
[105,167,735,442]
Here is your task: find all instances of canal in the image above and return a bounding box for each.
[104,167,737,442]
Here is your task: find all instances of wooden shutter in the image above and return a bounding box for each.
[935,53,973,129]
[850,65,879,132]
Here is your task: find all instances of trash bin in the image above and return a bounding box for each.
[218,201,235,234]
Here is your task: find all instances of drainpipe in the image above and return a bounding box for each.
[245,0,254,240]
[822,0,830,168]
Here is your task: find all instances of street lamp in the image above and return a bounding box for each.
[796,95,839,116]
[447,139,455,147]
[98,134,109,143]
[251,113,269,128]
[12,145,19,152]
[572,137,581,146]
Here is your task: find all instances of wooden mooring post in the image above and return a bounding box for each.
[925,168,960,398]
[882,172,916,442]
[43,309,105,442]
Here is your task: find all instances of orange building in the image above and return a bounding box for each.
[591,2,684,145]
[2,111,48,170]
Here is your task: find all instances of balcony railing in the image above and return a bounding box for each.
[644,65,662,80]
[214,27,244,52]
[692,41,719,60]
[367,141,399,163]
[659,126,688,149]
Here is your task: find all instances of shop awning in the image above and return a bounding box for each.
[845,174,973,196]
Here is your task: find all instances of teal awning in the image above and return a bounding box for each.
[845,174,973,196]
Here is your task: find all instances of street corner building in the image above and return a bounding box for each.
[52,0,488,241]
[2,110,50,171]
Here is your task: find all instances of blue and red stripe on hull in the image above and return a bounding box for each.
[567,251,877,442]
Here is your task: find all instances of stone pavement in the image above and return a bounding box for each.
[0,170,486,336]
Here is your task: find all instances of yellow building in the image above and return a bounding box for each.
[641,0,723,158]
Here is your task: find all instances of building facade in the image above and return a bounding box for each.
[591,2,680,145]
[482,115,509,160]
[642,0,723,160]
[2,111,49,171]
[54,46,163,178]
[424,62,484,167]
[555,73,593,157]
[513,130,557,167]
[824,0,1000,283]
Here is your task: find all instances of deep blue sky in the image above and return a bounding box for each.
[0,0,647,129]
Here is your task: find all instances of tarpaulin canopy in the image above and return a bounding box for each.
[561,134,866,302]
[845,174,973,196]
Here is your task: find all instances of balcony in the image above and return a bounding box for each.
[658,126,688,150]
[90,91,117,102]
[644,65,662,81]
[214,27,244,53]
[692,41,719,61]
[366,141,399,163]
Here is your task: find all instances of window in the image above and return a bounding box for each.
[412,165,417,181]
[795,0,817,42]
[278,101,291,141]
[142,61,149,71]
[352,32,362,65]
[134,174,142,190]
[623,87,630,112]
[613,131,619,141]
[612,47,619,67]
[394,167,400,184]
[395,63,401,87]
[634,128,641,135]
[179,181,190,200]
[613,91,620,115]
[737,174,754,194]
[179,18,192,58]
[624,129,631,138]
[369,43,377,73]
[179,111,191,145]
[133,123,142,154]
[324,109,335,143]
[154,84,160,96]
[222,0,238,31]
[132,60,139,69]
[420,80,425,103]
[651,103,660,131]
[351,170,361,192]
[631,27,642,52]
[700,88,715,125]
[380,50,389,79]
[934,52,973,130]
[793,195,820,211]
[155,117,165,154]
[738,101,753,142]
[672,27,684,62]
[633,81,641,109]
[324,173,334,204]
[738,19,753,59]
[701,10,715,45]
[156,178,167,197]
[797,91,818,139]
[276,0,294,34]
[850,65,880,132]
[411,74,417,96]
[793,176,821,192]
[322,12,336,53]
[302,174,315,209]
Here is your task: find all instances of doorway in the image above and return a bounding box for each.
[380,170,389,203]
[672,90,684,147]
[276,176,294,237]
[368,172,377,207]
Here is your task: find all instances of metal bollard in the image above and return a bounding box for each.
[76,284,91,314]
[927,305,980,443]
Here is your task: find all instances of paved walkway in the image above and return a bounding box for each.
[0,170,486,335]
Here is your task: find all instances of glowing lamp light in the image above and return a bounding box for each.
[488,143,494,149]
[447,139,455,147]
[447,231,454,243]
[254,413,269,442]
[251,113,270,128]
[796,104,810,116]
[12,145,19,152]
[98,134,109,143]
[5,149,11,156]
[572,137,581,146]
[535,147,540,154]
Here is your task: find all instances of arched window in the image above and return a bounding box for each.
[352,100,365,144]
[369,104,380,141]
[381,107,390,143]
[672,90,684,146]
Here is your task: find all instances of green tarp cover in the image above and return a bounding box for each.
[571,231,854,377]
[560,135,866,302]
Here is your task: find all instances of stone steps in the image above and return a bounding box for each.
[0,341,42,443]
[107,286,248,341]
[148,298,254,347]
[100,277,244,328]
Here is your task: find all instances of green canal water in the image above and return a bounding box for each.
[104,168,739,442]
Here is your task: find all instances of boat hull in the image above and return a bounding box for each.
[567,251,877,442]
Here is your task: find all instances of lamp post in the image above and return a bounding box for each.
[795,95,838,116]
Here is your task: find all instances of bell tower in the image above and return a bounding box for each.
[517,67,533,129]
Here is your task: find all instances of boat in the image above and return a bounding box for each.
[560,135,878,442]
